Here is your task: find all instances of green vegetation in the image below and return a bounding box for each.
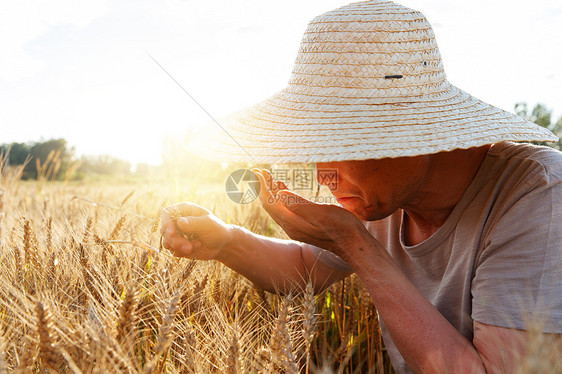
[515,103,562,150]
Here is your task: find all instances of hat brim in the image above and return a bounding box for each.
[189,81,558,164]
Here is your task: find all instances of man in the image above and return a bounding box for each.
[161,1,561,372]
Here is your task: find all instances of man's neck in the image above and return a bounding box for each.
[402,145,491,245]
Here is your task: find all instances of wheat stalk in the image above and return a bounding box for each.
[120,190,135,207]
[79,244,101,304]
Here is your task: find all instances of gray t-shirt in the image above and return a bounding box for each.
[309,142,562,373]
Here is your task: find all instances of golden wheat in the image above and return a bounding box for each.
[0,175,557,373]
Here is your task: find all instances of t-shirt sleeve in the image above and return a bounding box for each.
[472,171,562,333]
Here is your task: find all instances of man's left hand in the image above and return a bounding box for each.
[252,169,368,262]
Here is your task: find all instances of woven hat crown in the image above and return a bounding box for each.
[292,0,445,100]
[189,0,557,164]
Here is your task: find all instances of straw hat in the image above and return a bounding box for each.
[190,0,557,164]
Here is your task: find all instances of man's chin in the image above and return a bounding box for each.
[344,204,393,222]
[339,203,371,221]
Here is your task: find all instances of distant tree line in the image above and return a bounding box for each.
[0,138,75,180]
[515,103,562,150]
[0,138,135,180]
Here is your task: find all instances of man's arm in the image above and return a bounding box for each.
[348,232,487,373]
[215,226,351,294]
[161,202,350,294]
[351,234,561,373]
[473,322,527,373]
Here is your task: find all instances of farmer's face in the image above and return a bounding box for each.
[316,156,430,221]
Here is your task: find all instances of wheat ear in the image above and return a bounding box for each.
[22,218,32,266]
[108,214,126,241]
[116,284,139,351]
[254,346,272,374]
[180,323,197,374]
[83,216,93,244]
[45,216,52,249]
[302,281,317,374]
[15,337,36,374]
[0,333,7,374]
[271,296,298,374]
[36,302,63,372]
[226,326,241,374]
[144,292,180,374]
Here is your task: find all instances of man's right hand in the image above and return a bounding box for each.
[160,202,237,260]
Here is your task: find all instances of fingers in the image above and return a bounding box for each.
[277,180,288,190]
[161,230,193,254]
[162,221,205,256]
[160,201,213,237]
[176,215,210,236]
[260,169,278,194]
[252,169,297,222]
[160,204,211,257]
[252,169,274,206]
[163,215,209,253]
[163,237,203,258]
[161,202,210,223]
[254,168,289,195]
[160,218,176,236]
[252,169,333,244]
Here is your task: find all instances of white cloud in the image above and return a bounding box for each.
[0,0,108,81]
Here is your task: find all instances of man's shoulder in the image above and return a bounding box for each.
[479,142,562,231]
[489,142,562,181]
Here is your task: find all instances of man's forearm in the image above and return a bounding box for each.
[216,226,309,293]
[349,233,486,373]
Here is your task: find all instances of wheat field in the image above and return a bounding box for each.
[0,163,391,374]
[0,163,560,373]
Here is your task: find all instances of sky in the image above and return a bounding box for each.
[1,0,561,166]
